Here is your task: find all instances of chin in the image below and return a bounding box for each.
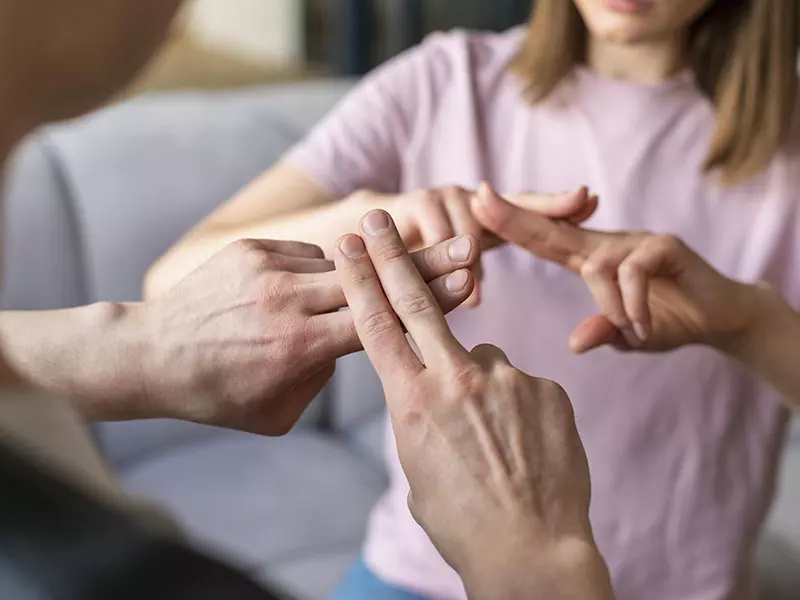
[592,23,652,45]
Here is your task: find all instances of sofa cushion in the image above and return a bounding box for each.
[117,428,386,599]
[2,137,88,310]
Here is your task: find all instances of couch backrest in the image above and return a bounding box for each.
[1,81,389,469]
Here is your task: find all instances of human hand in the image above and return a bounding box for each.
[472,183,757,354]
[353,185,597,306]
[335,209,613,600]
[136,236,479,436]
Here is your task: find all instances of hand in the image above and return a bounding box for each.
[136,236,479,436]
[354,185,598,306]
[334,210,614,600]
[472,183,756,353]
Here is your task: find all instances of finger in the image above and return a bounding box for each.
[505,186,596,222]
[312,268,476,358]
[299,235,479,314]
[443,191,484,307]
[618,249,655,343]
[569,194,599,225]
[270,255,335,274]
[418,196,456,248]
[581,245,642,347]
[333,233,424,379]
[412,235,479,280]
[470,343,511,367]
[569,316,623,354]
[617,235,687,342]
[360,210,470,368]
[250,239,325,259]
[472,183,602,273]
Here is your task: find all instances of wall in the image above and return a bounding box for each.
[184,0,304,68]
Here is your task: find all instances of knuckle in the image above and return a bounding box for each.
[235,240,276,272]
[346,263,378,285]
[618,259,641,280]
[493,362,524,387]
[359,309,398,341]
[581,246,616,278]
[413,188,439,205]
[395,291,437,317]
[651,233,683,254]
[373,242,408,265]
[257,271,297,308]
[441,184,467,198]
[451,364,487,397]
[536,378,575,418]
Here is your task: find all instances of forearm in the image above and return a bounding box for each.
[723,283,800,409]
[0,304,153,421]
[464,540,616,600]
[145,193,377,298]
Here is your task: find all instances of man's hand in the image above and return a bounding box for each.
[134,236,479,435]
[1,235,478,436]
[472,183,758,353]
[334,210,615,600]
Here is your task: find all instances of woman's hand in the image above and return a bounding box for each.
[472,183,757,353]
[353,185,598,305]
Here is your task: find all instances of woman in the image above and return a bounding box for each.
[147,1,800,599]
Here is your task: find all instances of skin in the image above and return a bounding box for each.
[573,0,715,82]
[0,1,478,436]
[0,2,609,595]
[336,210,616,600]
[473,184,800,408]
[0,238,480,435]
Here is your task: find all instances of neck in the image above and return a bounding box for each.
[587,33,686,84]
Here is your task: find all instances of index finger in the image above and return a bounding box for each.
[359,210,471,370]
[473,183,604,273]
[335,234,424,381]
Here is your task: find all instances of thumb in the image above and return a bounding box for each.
[569,316,623,354]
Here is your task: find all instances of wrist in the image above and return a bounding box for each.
[72,302,155,421]
[716,282,787,360]
[463,536,614,600]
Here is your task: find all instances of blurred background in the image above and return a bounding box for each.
[5,2,800,600]
[131,0,532,94]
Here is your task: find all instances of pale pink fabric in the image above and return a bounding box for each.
[287,28,800,600]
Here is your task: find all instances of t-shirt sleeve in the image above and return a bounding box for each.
[284,40,438,199]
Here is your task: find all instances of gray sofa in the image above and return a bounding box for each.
[2,81,800,599]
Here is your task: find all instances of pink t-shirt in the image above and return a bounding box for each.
[287,28,800,600]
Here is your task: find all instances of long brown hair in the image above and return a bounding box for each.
[510,1,800,183]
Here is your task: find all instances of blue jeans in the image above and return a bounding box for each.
[334,558,431,600]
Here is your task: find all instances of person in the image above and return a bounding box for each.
[147,1,800,599]
[0,0,603,598]
[0,0,495,436]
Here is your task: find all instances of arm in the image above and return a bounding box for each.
[0,303,150,421]
[144,163,372,298]
[463,540,616,600]
[724,283,800,409]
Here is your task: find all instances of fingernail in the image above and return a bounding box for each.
[448,236,473,263]
[445,270,470,293]
[362,210,391,236]
[339,235,365,259]
[633,321,650,342]
[621,327,642,348]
